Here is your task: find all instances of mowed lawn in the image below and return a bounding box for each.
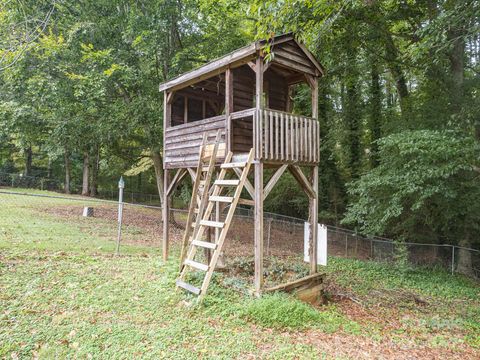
[1,190,479,359]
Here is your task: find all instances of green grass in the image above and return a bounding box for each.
[1,190,479,358]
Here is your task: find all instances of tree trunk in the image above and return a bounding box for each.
[456,237,473,277]
[344,38,361,179]
[150,149,164,206]
[82,152,89,196]
[90,147,100,197]
[448,28,465,115]
[64,148,71,194]
[384,32,410,119]
[47,158,52,178]
[369,62,382,167]
[24,146,32,176]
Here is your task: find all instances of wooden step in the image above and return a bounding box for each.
[199,220,224,228]
[176,280,201,295]
[201,166,210,172]
[238,198,255,206]
[192,240,217,250]
[209,195,233,203]
[221,162,246,169]
[184,259,209,271]
[215,179,239,186]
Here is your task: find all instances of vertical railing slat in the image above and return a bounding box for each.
[270,110,274,159]
[290,114,295,161]
[275,112,279,160]
[264,110,269,160]
[280,112,284,161]
[295,116,299,162]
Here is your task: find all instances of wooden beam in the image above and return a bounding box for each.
[263,61,270,73]
[166,168,187,197]
[225,67,233,154]
[304,74,315,89]
[166,91,175,104]
[187,167,197,182]
[254,162,264,296]
[288,165,315,199]
[159,43,257,92]
[255,53,264,161]
[264,164,287,200]
[233,167,254,199]
[309,166,319,274]
[162,168,170,261]
[183,96,188,124]
[311,76,318,119]
[247,61,256,72]
[264,272,324,293]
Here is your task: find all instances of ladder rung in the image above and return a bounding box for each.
[192,240,217,249]
[215,179,239,186]
[209,196,233,203]
[238,198,255,206]
[199,220,224,228]
[201,166,210,172]
[184,259,209,271]
[176,280,201,295]
[221,162,246,169]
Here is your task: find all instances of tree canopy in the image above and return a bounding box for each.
[1,0,479,257]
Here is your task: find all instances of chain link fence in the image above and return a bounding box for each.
[1,187,478,280]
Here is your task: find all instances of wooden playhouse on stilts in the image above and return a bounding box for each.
[159,33,325,301]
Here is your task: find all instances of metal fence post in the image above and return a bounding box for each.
[116,177,125,255]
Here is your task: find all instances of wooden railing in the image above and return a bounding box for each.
[254,109,319,163]
[164,115,226,168]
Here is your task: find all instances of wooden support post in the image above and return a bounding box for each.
[311,76,318,119]
[162,90,172,261]
[162,168,170,261]
[183,96,188,124]
[309,166,319,274]
[254,162,264,295]
[225,67,233,153]
[254,52,265,295]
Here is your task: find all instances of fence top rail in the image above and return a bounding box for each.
[261,108,316,121]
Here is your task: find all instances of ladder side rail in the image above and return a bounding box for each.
[179,134,207,268]
[178,151,234,282]
[189,131,222,255]
[198,148,255,300]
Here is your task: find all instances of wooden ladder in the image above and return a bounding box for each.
[179,131,223,270]
[176,148,255,301]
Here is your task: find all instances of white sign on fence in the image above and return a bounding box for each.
[304,222,328,266]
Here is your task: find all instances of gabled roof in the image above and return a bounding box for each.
[159,33,325,92]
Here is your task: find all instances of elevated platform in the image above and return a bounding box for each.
[164,108,319,169]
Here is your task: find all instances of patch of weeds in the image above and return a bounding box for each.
[419,315,462,331]
[229,257,255,276]
[239,293,359,333]
[326,257,480,300]
[464,320,480,348]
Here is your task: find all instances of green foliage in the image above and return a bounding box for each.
[239,293,351,332]
[325,257,480,301]
[1,194,479,356]
[343,130,480,244]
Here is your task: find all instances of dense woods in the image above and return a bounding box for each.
[1,1,479,261]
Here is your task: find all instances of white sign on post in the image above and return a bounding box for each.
[304,222,328,266]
